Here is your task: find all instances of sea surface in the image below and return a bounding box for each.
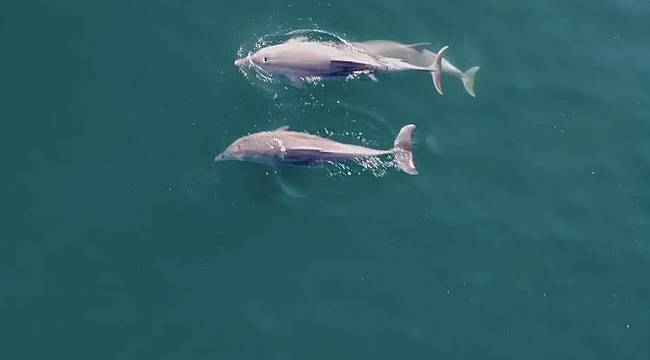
[1,0,649,359]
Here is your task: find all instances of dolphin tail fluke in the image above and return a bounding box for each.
[393,124,418,175]
[430,46,448,95]
[461,66,480,97]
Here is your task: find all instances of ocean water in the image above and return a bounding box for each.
[1,0,649,359]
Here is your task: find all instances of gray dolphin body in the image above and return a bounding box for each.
[235,38,448,94]
[215,124,418,175]
[351,40,480,97]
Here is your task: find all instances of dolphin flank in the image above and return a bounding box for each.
[235,37,448,95]
[351,40,480,97]
[215,124,418,175]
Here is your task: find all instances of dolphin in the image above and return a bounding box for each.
[351,40,480,97]
[235,38,449,95]
[214,124,418,175]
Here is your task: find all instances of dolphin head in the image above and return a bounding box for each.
[237,42,332,76]
[247,46,280,71]
[214,140,245,162]
[213,151,232,162]
[233,48,276,71]
[214,134,274,164]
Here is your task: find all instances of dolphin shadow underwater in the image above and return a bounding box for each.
[214,124,418,175]
[235,37,479,96]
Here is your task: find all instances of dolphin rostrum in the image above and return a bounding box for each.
[214,124,418,175]
[351,40,480,97]
[235,37,448,95]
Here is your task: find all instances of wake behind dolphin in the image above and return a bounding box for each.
[215,124,418,175]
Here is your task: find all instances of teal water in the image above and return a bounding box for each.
[1,0,649,359]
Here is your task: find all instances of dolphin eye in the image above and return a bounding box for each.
[263,57,268,62]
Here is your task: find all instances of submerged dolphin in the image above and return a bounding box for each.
[235,38,448,94]
[351,40,480,97]
[214,124,418,175]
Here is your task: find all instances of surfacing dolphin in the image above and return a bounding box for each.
[214,124,418,175]
[235,37,448,95]
[351,40,480,97]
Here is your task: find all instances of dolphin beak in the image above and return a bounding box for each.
[214,153,225,162]
[234,57,248,67]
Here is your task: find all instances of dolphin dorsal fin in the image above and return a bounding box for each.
[273,125,290,131]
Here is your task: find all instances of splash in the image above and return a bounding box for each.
[307,127,402,178]
[323,154,399,178]
[354,155,399,177]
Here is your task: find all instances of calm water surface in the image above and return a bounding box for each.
[1,0,648,359]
